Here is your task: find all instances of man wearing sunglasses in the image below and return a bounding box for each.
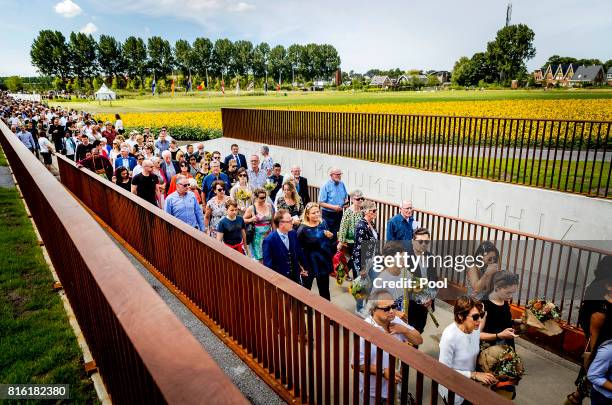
[164,174,205,231]
[359,290,422,404]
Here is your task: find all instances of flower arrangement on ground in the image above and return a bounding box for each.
[523,298,562,336]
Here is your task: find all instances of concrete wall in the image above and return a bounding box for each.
[202,137,612,241]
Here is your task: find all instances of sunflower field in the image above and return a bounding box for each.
[96,99,611,144]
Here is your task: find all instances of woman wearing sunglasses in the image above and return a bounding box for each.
[439,296,498,405]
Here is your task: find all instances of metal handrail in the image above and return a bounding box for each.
[0,121,247,405]
[57,153,510,405]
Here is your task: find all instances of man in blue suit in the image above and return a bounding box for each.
[263,209,307,284]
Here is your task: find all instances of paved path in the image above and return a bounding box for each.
[0,166,15,188]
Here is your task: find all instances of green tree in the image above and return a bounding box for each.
[546,55,577,66]
[251,42,270,79]
[230,40,253,77]
[486,24,536,83]
[287,44,302,83]
[604,59,612,72]
[268,45,289,84]
[470,52,497,83]
[426,74,439,87]
[212,38,234,79]
[192,37,213,84]
[30,30,71,79]
[300,43,319,80]
[174,39,195,76]
[69,32,98,80]
[317,44,341,79]
[97,35,124,80]
[123,36,148,83]
[452,56,473,86]
[5,76,24,92]
[147,36,174,78]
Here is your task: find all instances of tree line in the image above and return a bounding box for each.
[452,24,536,87]
[30,30,341,90]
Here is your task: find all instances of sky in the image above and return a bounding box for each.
[0,0,610,77]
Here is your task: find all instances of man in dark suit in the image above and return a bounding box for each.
[224,143,247,170]
[288,165,310,205]
[263,209,308,284]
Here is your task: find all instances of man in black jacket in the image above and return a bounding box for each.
[288,165,310,205]
[48,117,65,154]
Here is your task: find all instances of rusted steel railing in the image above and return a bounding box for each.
[58,155,509,405]
[309,185,610,327]
[0,122,247,405]
[222,108,611,198]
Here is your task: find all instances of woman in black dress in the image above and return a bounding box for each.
[480,271,520,349]
[297,202,334,300]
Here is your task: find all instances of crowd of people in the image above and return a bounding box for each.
[2,92,611,404]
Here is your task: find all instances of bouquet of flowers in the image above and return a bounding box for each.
[333,249,350,285]
[263,180,276,193]
[478,345,524,398]
[235,188,252,202]
[523,298,562,336]
[349,276,368,300]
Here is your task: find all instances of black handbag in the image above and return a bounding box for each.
[245,205,256,244]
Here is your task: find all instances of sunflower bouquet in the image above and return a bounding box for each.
[523,298,562,336]
[235,188,252,202]
[349,277,368,300]
[263,180,277,193]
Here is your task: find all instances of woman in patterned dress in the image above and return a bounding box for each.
[243,188,274,262]
[205,180,229,238]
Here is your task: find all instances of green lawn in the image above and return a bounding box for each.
[375,154,611,196]
[52,88,612,113]
[0,170,98,403]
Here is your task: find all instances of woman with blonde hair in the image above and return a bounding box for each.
[275,180,303,228]
[243,187,274,261]
[297,202,334,300]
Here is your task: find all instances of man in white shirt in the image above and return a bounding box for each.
[358,290,422,403]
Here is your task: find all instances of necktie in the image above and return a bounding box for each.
[280,233,289,250]
[234,154,240,167]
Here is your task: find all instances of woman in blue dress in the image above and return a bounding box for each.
[297,202,335,300]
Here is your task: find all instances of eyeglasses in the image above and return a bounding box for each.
[470,311,486,321]
[238,174,247,177]
[178,183,190,187]
[257,196,266,200]
[354,197,364,201]
[216,188,224,192]
[375,304,398,312]
[137,157,144,161]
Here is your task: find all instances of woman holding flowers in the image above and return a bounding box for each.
[439,296,497,405]
[480,271,520,349]
[230,168,254,216]
[337,190,364,279]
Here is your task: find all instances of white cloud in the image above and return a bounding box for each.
[228,2,255,12]
[54,0,82,18]
[80,22,98,34]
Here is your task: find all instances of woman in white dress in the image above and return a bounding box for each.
[438,296,497,405]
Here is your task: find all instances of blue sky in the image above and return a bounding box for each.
[1,0,610,76]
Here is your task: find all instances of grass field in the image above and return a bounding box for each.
[0,157,98,403]
[53,88,612,114]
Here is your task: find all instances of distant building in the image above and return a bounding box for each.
[397,74,428,86]
[432,70,452,83]
[569,65,606,86]
[607,67,612,86]
[369,75,392,87]
[537,63,578,86]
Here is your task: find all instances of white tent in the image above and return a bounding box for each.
[95,84,116,100]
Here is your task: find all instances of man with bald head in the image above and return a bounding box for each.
[247,154,267,188]
[386,200,420,241]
